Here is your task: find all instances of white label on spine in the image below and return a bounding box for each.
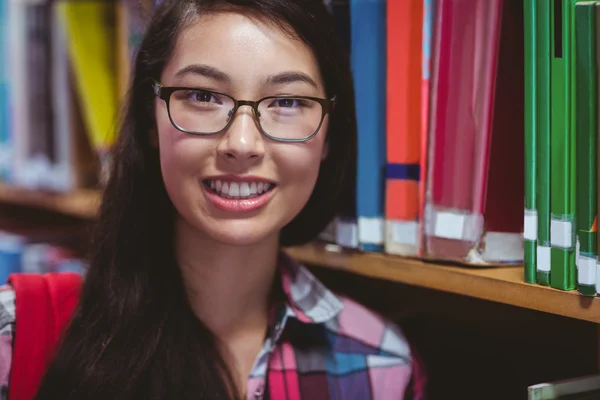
[578,255,597,285]
[391,221,418,246]
[576,238,580,268]
[537,246,551,272]
[550,219,573,249]
[523,210,538,241]
[596,260,600,293]
[358,217,384,245]
[481,232,524,262]
[434,212,465,240]
[337,220,358,248]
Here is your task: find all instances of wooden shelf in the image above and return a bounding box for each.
[0,183,598,324]
[0,183,100,219]
[285,243,600,324]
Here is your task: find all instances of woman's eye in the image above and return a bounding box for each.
[188,91,215,103]
[273,99,302,108]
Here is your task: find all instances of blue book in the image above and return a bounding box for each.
[0,232,24,285]
[350,0,387,252]
[0,0,12,181]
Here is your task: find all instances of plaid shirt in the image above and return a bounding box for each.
[0,252,426,399]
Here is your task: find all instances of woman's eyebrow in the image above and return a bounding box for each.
[175,64,231,83]
[174,65,318,89]
[264,71,318,89]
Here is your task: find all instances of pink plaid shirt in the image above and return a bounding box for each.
[0,251,426,399]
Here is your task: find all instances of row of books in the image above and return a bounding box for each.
[316,0,600,298]
[522,0,600,296]
[0,211,88,283]
[3,0,599,296]
[0,235,87,283]
[0,0,152,280]
[319,1,526,268]
[0,0,154,193]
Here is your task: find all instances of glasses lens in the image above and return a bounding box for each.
[257,97,324,140]
[168,89,235,134]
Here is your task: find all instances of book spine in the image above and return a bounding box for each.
[417,0,434,257]
[596,3,600,296]
[536,0,552,285]
[574,2,598,296]
[384,0,423,256]
[350,0,387,252]
[549,0,576,290]
[0,0,10,181]
[424,0,502,262]
[524,0,538,283]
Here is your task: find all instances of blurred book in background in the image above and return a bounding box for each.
[0,0,155,193]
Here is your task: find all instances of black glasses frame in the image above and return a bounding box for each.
[152,81,336,143]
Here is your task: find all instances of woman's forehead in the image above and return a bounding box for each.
[163,11,324,92]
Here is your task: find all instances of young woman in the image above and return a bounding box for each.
[0,0,425,399]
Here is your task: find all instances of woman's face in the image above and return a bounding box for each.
[155,11,329,246]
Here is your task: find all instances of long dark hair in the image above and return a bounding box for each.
[34,1,357,399]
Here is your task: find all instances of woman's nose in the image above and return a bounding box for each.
[216,106,265,166]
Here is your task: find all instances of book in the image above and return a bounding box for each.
[423,0,504,264]
[0,0,10,181]
[574,1,598,296]
[384,0,423,257]
[536,0,552,285]
[597,2,600,296]
[58,1,119,185]
[549,0,577,290]
[418,0,434,257]
[350,0,387,252]
[524,0,538,283]
[481,0,526,264]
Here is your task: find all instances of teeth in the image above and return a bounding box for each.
[229,182,240,197]
[207,179,273,198]
[240,182,250,197]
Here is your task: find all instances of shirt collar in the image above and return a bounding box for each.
[276,250,344,324]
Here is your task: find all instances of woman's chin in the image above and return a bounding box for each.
[203,222,279,247]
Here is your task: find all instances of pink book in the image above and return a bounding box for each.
[424,0,503,263]
[477,0,524,264]
[417,0,434,257]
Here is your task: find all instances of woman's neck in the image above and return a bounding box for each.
[175,217,280,342]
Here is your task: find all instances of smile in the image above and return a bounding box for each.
[203,179,275,199]
[202,178,276,213]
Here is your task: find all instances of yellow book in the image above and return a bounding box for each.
[57,2,118,153]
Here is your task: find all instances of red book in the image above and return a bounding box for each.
[384,0,424,256]
[424,0,504,262]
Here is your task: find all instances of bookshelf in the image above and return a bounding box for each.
[285,243,600,324]
[0,1,595,395]
[1,184,599,324]
[0,183,100,219]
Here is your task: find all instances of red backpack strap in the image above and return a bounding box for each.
[7,272,82,400]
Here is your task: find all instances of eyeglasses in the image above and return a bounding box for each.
[152,81,336,142]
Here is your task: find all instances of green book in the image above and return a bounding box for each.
[536,0,552,286]
[549,0,576,291]
[524,0,537,284]
[575,1,598,296]
[597,3,600,296]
